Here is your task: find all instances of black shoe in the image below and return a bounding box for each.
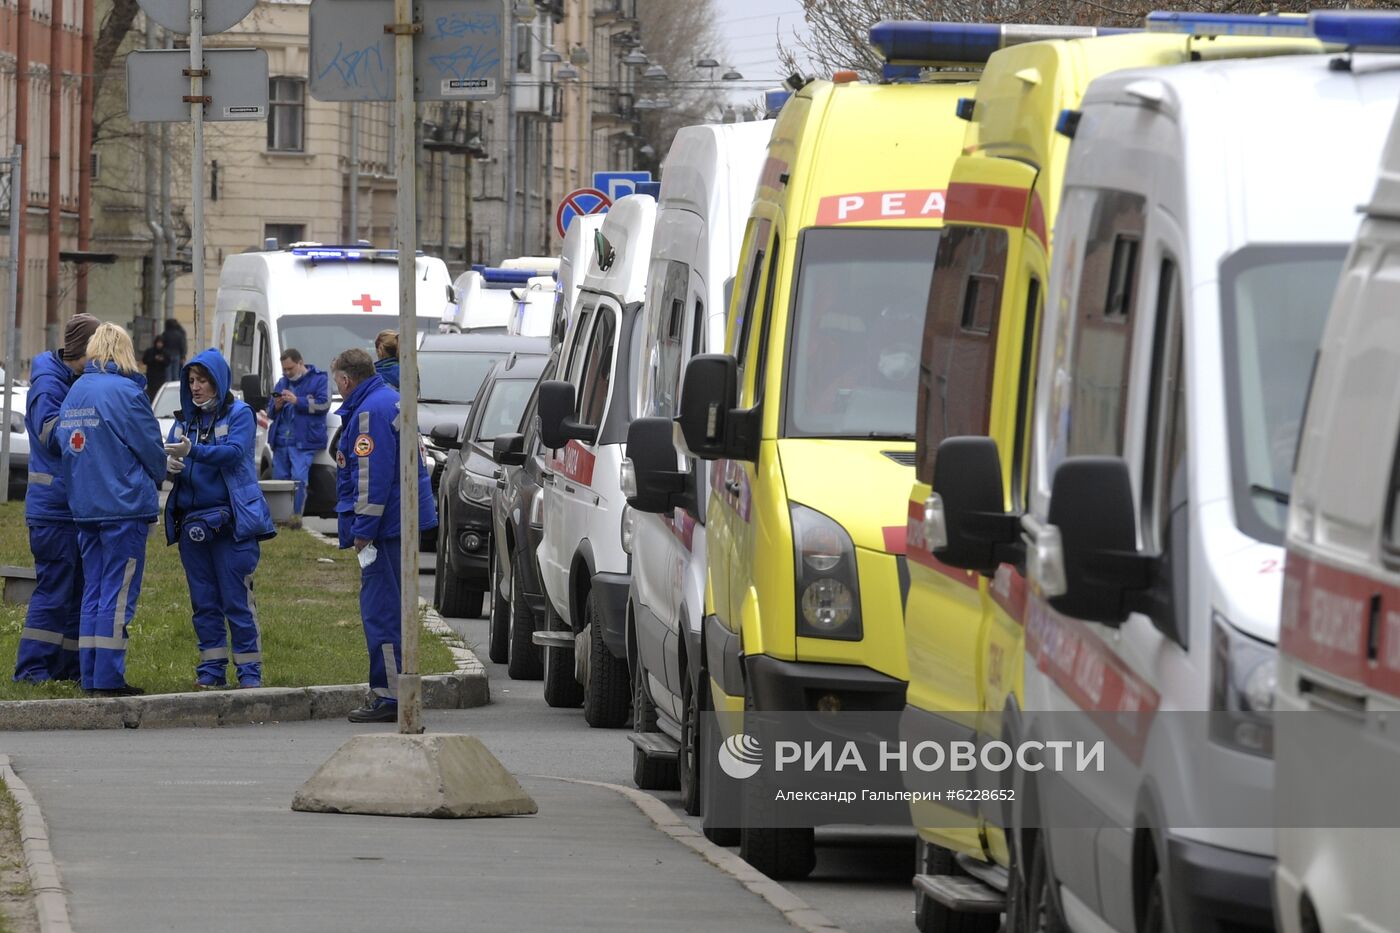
[347,700,398,723]
[85,685,146,698]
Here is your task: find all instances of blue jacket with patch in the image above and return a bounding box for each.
[54,361,165,523]
[23,350,79,524]
[334,373,436,546]
[163,348,276,545]
[267,364,330,450]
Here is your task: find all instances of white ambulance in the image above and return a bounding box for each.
[534,194,655,727]
[619,119,773,804]
[931,40,1400,931]
[554,212,608,348]
[1274,13,1400,933]
[506,274,557,338]
[213,245,452,515]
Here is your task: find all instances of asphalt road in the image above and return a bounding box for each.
[419,571,920,933]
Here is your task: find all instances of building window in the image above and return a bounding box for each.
[267,77,305,152]
[265,223,305,248]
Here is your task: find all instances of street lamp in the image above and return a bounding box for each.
[555,64,580,81]
[511,1,536,24]
[695,56,719,69]
[643,63,668,81]
[722,66,743,81]
[539,46,563,63]
[621,48,649,67]
[569,44,591,66]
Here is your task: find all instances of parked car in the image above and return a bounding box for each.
[433,351,548,619]
[488,352,557,680]
[3,391,28,500]
[418,332,549,551]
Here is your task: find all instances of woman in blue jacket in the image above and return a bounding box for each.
[373,329,400,390]
[54,323,166,697]
[163,348,276,689]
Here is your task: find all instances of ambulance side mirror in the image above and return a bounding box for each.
[931,437,1024,576]
[240,374,267,413]
[625,417,693,514]
[537,380,596,450]
[677,354,757,462]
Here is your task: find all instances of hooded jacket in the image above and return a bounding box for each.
[163,348,276,545]
[334,373,436,546]
[23,350,79,524]
[374,356,401,390]
[54,361,165,523]
[267,364,330,450]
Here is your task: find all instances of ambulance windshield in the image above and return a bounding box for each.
[783,227,940,439]
[1220,245,1347,546]
[276,314,438,384]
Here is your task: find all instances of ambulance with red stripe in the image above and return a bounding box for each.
[900,20,1323,930]
[534,194,656,728]
[669,23,990,881]
[929,31,1400,931]
[1273,14,1400,933]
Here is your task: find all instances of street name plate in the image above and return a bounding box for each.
[309,0,503,102]
[127,48,269,123]
[136,0,257,35]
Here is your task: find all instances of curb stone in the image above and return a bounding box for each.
[544,777,845,933]
[0,755,72,933]
[0,607,488,730]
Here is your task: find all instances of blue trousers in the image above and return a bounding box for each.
[360,536,401,702]
[178,531,262,685]
[273,445,316,516]
[14,523,82,683]
[76,520,148,690]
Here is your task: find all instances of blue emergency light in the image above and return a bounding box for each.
[1144,11,1312,38]
[1309,11,1400,48]
[470,265,536,285]
[764,88,791,113]
[290,246,419,263]
[880,63,925,83]
[870,21,1133,65]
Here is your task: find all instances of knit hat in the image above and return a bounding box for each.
[62,313,102,362]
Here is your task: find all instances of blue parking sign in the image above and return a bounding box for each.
[593,171,652,202]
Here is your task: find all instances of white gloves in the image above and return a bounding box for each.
[165,436,192,458]
[166,455,186,474]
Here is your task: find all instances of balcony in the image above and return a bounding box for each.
[592,89,634,125]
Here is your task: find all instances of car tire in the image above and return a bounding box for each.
[914,839,1000,933]
[1022,831,1068,933]
[486,546,509,663]
[678,673,703,816]
[631,658,679,790]
[739,826,816,882]
[506,560,543,680]
[582,590,630,729]
[542,601,583,709]
[700,687,740,847]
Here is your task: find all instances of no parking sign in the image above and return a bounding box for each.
[555,188,611,240]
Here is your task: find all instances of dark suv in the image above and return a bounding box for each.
[432,352,547,619]
[486,352,557,679]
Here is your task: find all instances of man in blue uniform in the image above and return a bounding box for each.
[13,313,100,683]
[267,348,328,528]
[331,348,437,723]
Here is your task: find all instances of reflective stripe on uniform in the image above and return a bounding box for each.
[27,472,53,485]
[113,557,137,640]
[215,424,229,438]
[355,410,384,516]
[378,643,399,698]
[232,651,261,664]
[19,626,63,645]
[308,400,329,413]
[200,646,230,661]
[39,416,58,447]
[80,635,128,650]
[244,573,261,651]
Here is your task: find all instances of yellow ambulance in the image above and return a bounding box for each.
[668,22,992,881]
[904,16,1321,928]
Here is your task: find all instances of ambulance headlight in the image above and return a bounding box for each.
[791,503,861,640]
[1209,613,1275,758]
[459,471,493,505]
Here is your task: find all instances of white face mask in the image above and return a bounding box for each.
[196,395,219,413]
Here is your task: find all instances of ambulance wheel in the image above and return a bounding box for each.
[486,547,509,663]
[631,659,679,790]
[700,688,740,846]
[914,839,1000,933]
[1023,831,1068,933]
[506,562,542,680]
[678,674,702,816]
[583,590,631,729]
[740,827,815,881]
[1139,869,1165,933]
[542,603,583,709]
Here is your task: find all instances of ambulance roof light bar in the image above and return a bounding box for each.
[470,265,537,285]
[764,88,791,114]
[1308,11,1400,48]
[869,21,1130,65]
[290,246,423,263]
[1143,11,1312,38]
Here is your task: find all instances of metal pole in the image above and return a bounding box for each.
[504,21,516,260]
[393,0,422,735]
[439,102,449,262]
[348,103,359,242]
[190,0,207,349]
[145,21,164,336]
[1,147,23,506]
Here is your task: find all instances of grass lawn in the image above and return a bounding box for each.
[0,780,32,933]
[0,501,454,700]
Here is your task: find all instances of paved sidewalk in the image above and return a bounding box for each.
[0,717,804,933]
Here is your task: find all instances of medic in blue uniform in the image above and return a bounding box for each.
[330,347,436,723]
[53,323,166,697]
[13,313,101,684]
[266,347,329,525]
[164,348,277,689]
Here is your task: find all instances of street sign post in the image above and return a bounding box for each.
[555,187,610,240]
[309,0,504,102]
[592,170,651,202]
[127,49,268,123]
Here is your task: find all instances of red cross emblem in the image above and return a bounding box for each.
[69,429,85,452]
[351,294,381,313]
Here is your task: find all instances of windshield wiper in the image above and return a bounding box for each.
[862,432,915,440]
[1249,483,1291,506]
[419,398,466,405]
